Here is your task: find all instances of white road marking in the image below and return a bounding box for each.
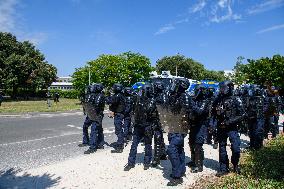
[67,124,75,128]
[24,141,82,153]
[0,133,80,146]
[76,127,82,130]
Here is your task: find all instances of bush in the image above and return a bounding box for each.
[242,135,284,181]
[194,135,284,189]
[49,89,80,99]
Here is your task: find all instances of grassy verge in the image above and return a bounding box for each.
[190,135,284,189]
[0,98,82,113]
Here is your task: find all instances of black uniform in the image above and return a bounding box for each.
[151,81,167,167]
[212,81,245,176]
[80,84,105,154]
[124,84,156,171]
[246,85,265,150]
[156,78,191,186]
[108,83,126,153]
[206,86,218,149]
[123,87,134,141]
[188,84,209,173]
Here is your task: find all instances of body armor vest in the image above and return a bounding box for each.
[109,93,125,113]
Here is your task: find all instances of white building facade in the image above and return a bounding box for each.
[49,76,74,90]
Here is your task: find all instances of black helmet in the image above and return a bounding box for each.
[112,83,123,93]
[240,85,249,96]
[141,84,154,98]
[89,85,97,93]
[86,85,92,94]
[254,86,263,96]
[153,81,165,94]
[171,78,190,93]
[93,83,104,93]
[194,84,207,99]
[219,80,234,96]
[207,86,215,97]
[124,87,133,96]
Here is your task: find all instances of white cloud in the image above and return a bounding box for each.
[0,0,48,45]
[0,0,18,32]
[257,23,284,34]
[210,0,241,23]
[248,0,284,15]
[175,18,189,24]
[154,24,175,35]
[218,0,228,8]
[190,0,207,13]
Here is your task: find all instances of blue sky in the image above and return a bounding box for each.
[0,0,284,76]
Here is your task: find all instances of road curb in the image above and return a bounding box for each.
[0,110,111,118]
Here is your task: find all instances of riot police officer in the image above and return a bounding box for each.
[206,86,218,149]
[78,84,105,154]
[108,83,126,153]
[157,78,191,186]
[151,81,167,167]
[123,87,134,142]
[263,87,279,138]
[212,81,245,176]
[246,85,265,150]
[188,84,210,173]
[124,84,155,171]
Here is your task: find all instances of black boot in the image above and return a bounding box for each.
[144,164,150,170]
[84,148,96,154]
[111,146,123,153]
[216,170,229,177]
[124,164,135,171]
[197,146,204,172]
[233,165,241,174]
[187,150,196,167]
[167,177,183,186]
[151,158,160,167]
[78,143,88,147]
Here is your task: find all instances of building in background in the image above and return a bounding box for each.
[49,76,73,90]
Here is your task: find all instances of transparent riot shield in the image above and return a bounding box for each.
[83,102,100,122]
[157,104,189,134]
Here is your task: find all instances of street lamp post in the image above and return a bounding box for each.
[88,66,91,85]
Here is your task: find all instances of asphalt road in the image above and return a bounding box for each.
[0,112,117,171]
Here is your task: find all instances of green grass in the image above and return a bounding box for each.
[191,135,284,189]
[0,98,82,113]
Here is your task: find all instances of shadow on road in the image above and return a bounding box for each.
[0,168,61,189]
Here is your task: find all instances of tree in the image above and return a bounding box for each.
[232,55,284,88]
[203,70,226,81]
[156,54,206,80]
[0,32,57,97]
[72,52,153,93]
[156,54,225,81]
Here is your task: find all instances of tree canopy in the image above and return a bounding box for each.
[72,52,153,93]
[0,32,57,97]
[233,55,284,88]
[155,54,225,81]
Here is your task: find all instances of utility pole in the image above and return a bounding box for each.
[88,66,91,85]
[175,65,177,77]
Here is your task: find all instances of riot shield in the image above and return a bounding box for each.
[156,104,189,134]
[83,102,100,122]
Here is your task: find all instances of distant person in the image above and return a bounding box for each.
[0,92,4,106]
[54,92,60,103]
[46,91,52,107]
